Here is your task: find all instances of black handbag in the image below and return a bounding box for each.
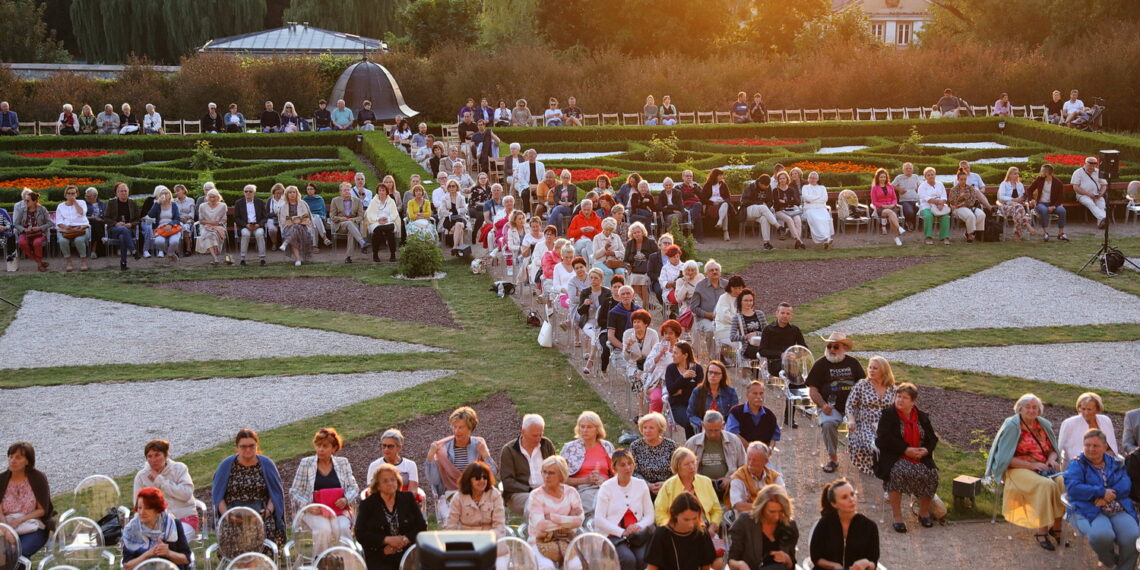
[97,508,123,545]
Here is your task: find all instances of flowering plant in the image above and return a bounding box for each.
[1044,153,1125,167]
[302,170,356,183]
[565,168,620,182]
[787,161,878,174]
[0,177,105,189]
[14,150,126,158]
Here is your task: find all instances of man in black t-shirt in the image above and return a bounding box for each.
[313,99,332,131]
[807,332,865,473]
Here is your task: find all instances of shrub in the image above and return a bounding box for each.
[667,217,697,261]
[721,154,753,192]
[397,233,443,278]
[898,126,924,156]
[644,132,680,163]
[189,140,224,171]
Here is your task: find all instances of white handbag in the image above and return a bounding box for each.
[537,321,553,347]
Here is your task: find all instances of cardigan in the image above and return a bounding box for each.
[132,460,196,520]
[985,415,1059,484]
[809,512,879,568]
[355,491,426,569]
[560,439,615,477]
[287,455,361,512]
[873,406,939,482]
[365,196,402,233]
[654,474,723,526]
[687,386,741,429]
[0,469,55,532]
[593,476,654,537]
[1063,453,1135,521]
[210,455,285,530]
[1057,414,1118,464]
[1025,175,1064,206]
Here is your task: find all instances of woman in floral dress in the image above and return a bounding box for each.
[847,356,898,474]
[211,429,286,558]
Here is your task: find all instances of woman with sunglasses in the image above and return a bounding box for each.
[443,461,506,538]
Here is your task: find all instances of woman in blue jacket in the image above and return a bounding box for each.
[1064,428,1139,570]
[211,429,286,557]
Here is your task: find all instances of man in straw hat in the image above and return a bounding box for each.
[807,332,865,473]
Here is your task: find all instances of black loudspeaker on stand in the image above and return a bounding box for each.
[1079,149,1140,275]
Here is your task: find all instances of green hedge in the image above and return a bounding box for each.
[0,132,359,152]
[363,134,433,190]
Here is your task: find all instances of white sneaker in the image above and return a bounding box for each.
[142,250,151,258]
[894,237,903,246]
[279,244,287,251]
[157,250,164,258]
[294,260,302,266]
[898,227,906,235]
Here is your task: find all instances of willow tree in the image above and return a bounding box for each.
[71,0,266,63]
[283,0,408,39]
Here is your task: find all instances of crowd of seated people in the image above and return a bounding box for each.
[7,360,1140,569]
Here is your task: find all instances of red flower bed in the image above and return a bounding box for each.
[0,177,105,189]
[567,168,620,182]
[1045,153,1126,167]
[709,138,806,146]
[788,160,878,174]
[302,170,356,183]
[14,150,126,158]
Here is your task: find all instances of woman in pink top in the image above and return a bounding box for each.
[560,411,615,515]
[870,168,906,246]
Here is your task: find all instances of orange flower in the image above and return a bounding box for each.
[0,177,105,190]
[788,161,877,174]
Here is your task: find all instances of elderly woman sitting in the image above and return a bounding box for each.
[356,463,426,570]
[196,189,229,265]
[1058,392,1118,466]
[561,411,615,515]
[631,412,678,495]
[426,407,496,522]
[1063,428,1139,570]
[623,309,660,415]
[528,455,585,570]
[54,185,90,272]
[727,484,798,570]
[873,382,939,533]
[444,461,506,538]
[366,429,420,500]
[985,393,1066,550]
[122,488,191,570]
[594,449,655,570]
[14,190,51,272]
[288,428,360,554]
[592,216,627,285]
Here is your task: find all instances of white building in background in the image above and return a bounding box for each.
[833,0,932,47]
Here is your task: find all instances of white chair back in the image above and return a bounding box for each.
[133,559,179,570]
[224,552,276,570]
[313,546,366,570]
[564,532,620,570]
[71,475,121,521]
[0,523,23,570]
[217,507,267,560]
[497,537,536,569]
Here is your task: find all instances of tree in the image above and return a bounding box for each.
[70,0,266,63]
[727,0,830,55]
[793,7,877,55]
[924,0,1140,47]
[402,0,479,55]
[0,0,69,62]
[478,0,539,48]
[535,0,733,56]
[283,0,408,39]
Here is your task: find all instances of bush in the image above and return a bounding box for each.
[667,217,696,261]
[898,126,924,156]
[397,233,443,278]
[189,140,224,171]
[643,132,680,163]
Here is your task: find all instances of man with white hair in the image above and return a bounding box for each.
[1072,156,1109,229]
[142,104,163,135]
[201,102,223,134]
[512,149,545,214]
[330,99,354,131]
[499,414,555,514]
[729,441,784,513]
[234,184,267,266]
[684,410,747,497]
[350,172,373,207]
[726,381,780,446]
[689,259,724,360]
[504,142,523,195]
[808,332,865,473]
[96,104,120,135]
[0,101,18,136]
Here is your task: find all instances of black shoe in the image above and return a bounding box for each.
[345,256,352,264]
[120,261,127,271]
[360,243,370,253]
[1035,533,1055,551]
[762,243,774,251]
[821,461,838,473]
[132,250,141,260]
[373,257,381,262]
[791,421,799,429]
[239,259,246,266]
[259,259,266,266]
[893,523,908,533]
[919,516,934,528]
[1097,218,1107,229]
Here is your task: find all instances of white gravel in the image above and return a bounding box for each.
[921,142,1009,149]
[818,257,1140,335]
[0,370,456,491]
[0,291,442,369]
[816,145,869,154]
[857,342,1140,395]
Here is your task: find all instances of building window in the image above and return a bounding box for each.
[871,23,886,43]
[897,23,913,45]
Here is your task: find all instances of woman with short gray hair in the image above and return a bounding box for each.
[366,429,419,498]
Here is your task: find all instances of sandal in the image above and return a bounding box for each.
[919,516,934,528]
[1035,533,1055,551]
[821,461,838,473]
[892,522,908,533]
[924,237,934,245]
[1048,528,1068,548]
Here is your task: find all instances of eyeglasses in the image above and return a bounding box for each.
[826,343,841,349]
[471,474,488,480]
[380,443,398,449]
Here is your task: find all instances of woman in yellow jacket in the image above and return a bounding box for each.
[653,447,723,528]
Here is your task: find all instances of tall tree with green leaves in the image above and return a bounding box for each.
[403,0,479,55]
[726,0,830,55]
[925,0,1140,47]
[70,0,266,63]
[478,0,539,48]
[283,0,408,39]
[535,0,733,56]
[0,0,69,62]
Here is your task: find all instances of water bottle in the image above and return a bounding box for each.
[505,251,514,276]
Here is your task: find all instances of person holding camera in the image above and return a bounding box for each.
[1072,156,1109,229]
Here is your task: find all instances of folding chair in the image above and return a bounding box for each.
[715,111,732,123]
[696,111,714,124]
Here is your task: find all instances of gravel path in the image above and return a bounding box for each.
[858,341,1140,395]
[736,256,940,314]
[0,291,442,369]
[822,257,1140,335]
[0,369,455,491]
[150,277,460,329]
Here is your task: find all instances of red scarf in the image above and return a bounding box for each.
[897,406,921,463]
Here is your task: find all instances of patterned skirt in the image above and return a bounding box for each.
[885,459,939,498]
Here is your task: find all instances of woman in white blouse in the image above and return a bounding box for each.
[801,171,834,248]
[701,168,737,242]
[918,167,951,245]
[440,179,470,252]
[54,185,89,272]
[365,184,402,262]
[147,186,181,260]
[1057,392,1118,467]
[592,217,627,285]
[142,104,163,135]
[623,310,661,416]
[172,184,196,256]
[594,449,655,570]
[264,183,287,250]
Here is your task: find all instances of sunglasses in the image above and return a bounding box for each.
[827,343,842,349]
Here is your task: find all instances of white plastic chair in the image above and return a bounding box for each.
[133,559,179,570]
[60,475,126,524]
[312,546,366,570]
[223,552,275,570]
[0,522,31,570]
[205,507,279,569]
[284,503,355,569]
[497,536,537,569]
[397,545,418,570]
[564,532,620,570]
[36,517,114,570]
